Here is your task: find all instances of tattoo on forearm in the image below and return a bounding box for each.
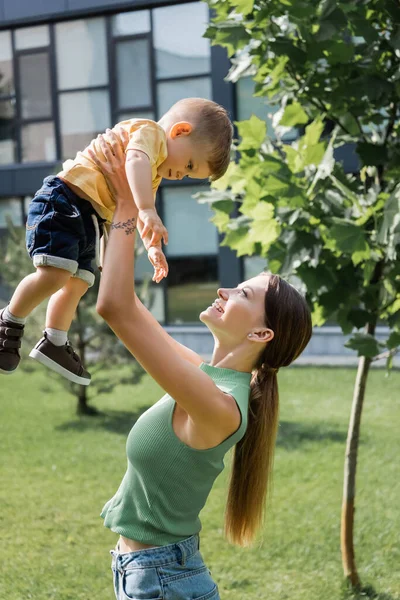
[111,218,136,235]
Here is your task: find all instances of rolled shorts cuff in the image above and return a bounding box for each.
[73,269,95,287]
[33,254,77,274]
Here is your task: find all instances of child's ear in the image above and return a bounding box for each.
[170,122,193,138]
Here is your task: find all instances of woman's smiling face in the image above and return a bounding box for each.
[200,274,271,342]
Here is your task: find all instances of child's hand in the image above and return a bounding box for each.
[139,208,169,247]
[148,246,169,283]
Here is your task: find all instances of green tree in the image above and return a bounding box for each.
[201,0,400,590]
[1,223,153,415]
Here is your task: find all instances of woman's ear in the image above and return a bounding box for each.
[170,121,193,138]
[248,328,274,343]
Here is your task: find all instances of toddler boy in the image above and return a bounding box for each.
[0,98,232,385]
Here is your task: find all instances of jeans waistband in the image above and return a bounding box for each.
[43,176,104,220]
[110,534,200,569]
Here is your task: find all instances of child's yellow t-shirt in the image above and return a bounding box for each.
[58,119,168,223]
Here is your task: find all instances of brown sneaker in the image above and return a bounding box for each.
[29,332,91,386]
[0,308,25,374]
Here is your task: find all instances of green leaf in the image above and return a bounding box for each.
[247,202,281,253]
[387,331,400,350]
[206,23,250,57]
[345,333,382,358]
[377,185,400,249]
[356,143,389,167]
[231,0,254,16]
[329,220,369,255]
[211,210,231,231]
[211,161,246,193]
[236,115,267,150]
[280,102,309,127]
[324,41,354,65]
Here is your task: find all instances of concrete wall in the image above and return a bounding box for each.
[164,325,399,367]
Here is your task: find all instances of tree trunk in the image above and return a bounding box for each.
[75,306,98,416]
[341,321,376,587]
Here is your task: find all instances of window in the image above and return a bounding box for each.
[153,3,210,78]
[55,19,108,90]
[118,111,154,122]
[21,122,56,162]
[163,186,218,257]
[13,24,55,164]
[112,10,150,36]
[116,39,152,109]
[59,90,110,159]
[0,31,16,164]
[15,25,49,50]
[0,98,16,164]
[0,31,14,96]
[19,53,52,119]
[157,77,211,118]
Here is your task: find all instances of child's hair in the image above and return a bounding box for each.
[166,98,233,181]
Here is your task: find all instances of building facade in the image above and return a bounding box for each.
[0,0,385,363]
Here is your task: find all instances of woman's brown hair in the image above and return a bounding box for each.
[225,274,312,546]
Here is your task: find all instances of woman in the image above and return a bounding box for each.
[92,131,312,600]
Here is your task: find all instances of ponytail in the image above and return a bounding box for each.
[224,366,279,546]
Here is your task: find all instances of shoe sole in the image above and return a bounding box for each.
[0,366,18,375]
[29,349,91,386]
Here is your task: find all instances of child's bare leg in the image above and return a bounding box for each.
[0,266,71,375]
[9,266,72,318]
[29,276,91,386]
[46,277,89,332]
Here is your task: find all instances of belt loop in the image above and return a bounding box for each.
[178,542,187,566]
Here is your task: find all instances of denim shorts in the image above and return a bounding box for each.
[25,176,105,287]
[110,534,220,600]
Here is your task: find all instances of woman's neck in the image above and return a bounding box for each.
[209,340,256,374]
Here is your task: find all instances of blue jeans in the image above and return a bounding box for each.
[25,176,105,287]
[110,534,220,600]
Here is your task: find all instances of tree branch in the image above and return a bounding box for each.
[371,347,399,363]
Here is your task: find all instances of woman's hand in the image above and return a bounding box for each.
[87,128,134,205]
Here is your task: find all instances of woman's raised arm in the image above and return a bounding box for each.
[92,132,239,436]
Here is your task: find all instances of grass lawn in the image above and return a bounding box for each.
[0,364,399,600]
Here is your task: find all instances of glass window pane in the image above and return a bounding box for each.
[21,122,56,163]
[112,10,150,36]
[163,186,217,257]
[0,31,14,96]
[19,52,52,119]
[0,198,22,228]
[118,110,154,122]
[153,3,210,79]
[167,256,218,324]
[0,98,16,164]
[15,25,49,50]
[157,77,211,118]
[60,90,111,159]
[116,39,151,109]
[55,18,108,90]
[237,77,297,141]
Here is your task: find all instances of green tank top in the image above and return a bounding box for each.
[100,362,251,545]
